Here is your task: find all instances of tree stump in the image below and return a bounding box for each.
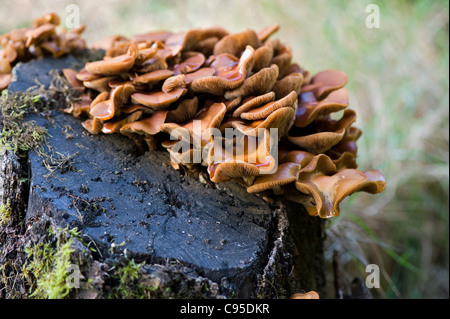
[0,53,325,299]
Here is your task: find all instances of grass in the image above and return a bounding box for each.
[1,0,448,299]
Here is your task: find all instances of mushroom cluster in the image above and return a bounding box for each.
[60,24,385,219]
[0,12,86,92]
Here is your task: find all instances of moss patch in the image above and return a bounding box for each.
[22,227,79,299]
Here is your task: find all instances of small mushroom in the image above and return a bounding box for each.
[213,28,261,56]
[131,86,187,110]
[247,162,300,193]
[224,64,279,100]
[133,69,174,85]
[90,84,135,121]
[271,43,293,78]
[232,91,276,118]
[62,68,85,92]
[207,129,276,183]
[290,291,320,299]
[257,23,280,43]
[120,110,168,136]
[161,102,227,145]
[295,87,349,127]
[233,105,296,138]
[0,73,12,91]
[252,41,274,72]
[296,165,386,218]
[190,46,255,95]
[82,117,103,135]
[83,76,116,92]
[301,69,348,100]
[166,96,199,123]
[85,43,139,75]
[288,109,357,154]
[173,52,205,75]
[240,91,297,120]
[272,72,303,100]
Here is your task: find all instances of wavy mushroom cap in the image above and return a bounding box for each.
[295,87,349,128]
[296,167,386,218]
[213,28,261,56]
[288,109,357,154]
[207,129,276,183]
[190,45,255,95]
[224,63,279,100]
[131,86,187,110]
[301,69,348,100]
[85,43,139,75]
[173,52,205,75]
[247,162,300,193]
[90,84,135,121]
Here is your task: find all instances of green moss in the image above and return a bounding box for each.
[0,90,49,157]
[0,200,12,225]
[109,258,147,299]
[22,227,80,299]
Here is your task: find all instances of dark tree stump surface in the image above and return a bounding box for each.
[1,54,325,299]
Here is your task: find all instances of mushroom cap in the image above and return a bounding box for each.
[240,91,297,120]
[62,68,85,92]
[295,87,349,127]
[173,53,205,75]
[296,167,386,218]
[120,110,168,136]
[82,117,103,135]
[33,12,60,27]
[272,72,303,100]
[279,150,315,168]
[207,129,276,183]
[288,109,357,154]
[75,68,100,82]
[162,102,227,144]
[271,43,293,78]
[233,105,296,138]
[25,23,56,47]
[135,55,168,73]
[132,69,174,85]
[83,76,115,92]
[190,46,255,95]
[232,91,275,118]
[252,42,274,72]
[131,86,187,110]
[247,162,300,193]
[85,43,139,75]
[102,117,129,134]
[224,64,279,100]
[0,73,12,91]
[290,291,320,299]
[166,96,199,123]
[90,84,135,120]
[161,74,186,93]
[213,28,261,56]
[257,23,280,43]
[184,67,215,84]
[301,69,348,100]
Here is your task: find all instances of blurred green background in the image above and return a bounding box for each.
[1,0,448,299]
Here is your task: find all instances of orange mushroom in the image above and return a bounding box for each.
[85,43,139,76]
